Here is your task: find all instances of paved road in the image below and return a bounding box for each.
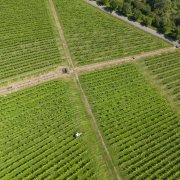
[86,0,180,47]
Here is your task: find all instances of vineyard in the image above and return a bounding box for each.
[54,0,170,66]
[140,50,180,105]
[0,0,179,179]
[0,79,110,179]
[80,63,180,179]
[0,0,66,86]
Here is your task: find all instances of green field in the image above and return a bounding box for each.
[0,0,66,85]
[54,0,170,66]
[80,63,180,179]
[0,0,179,179]
[0,79,111,179]
[140,50,180,105]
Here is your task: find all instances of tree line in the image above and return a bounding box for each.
[96,0,180,41]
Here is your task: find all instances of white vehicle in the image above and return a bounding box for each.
[74,132,82,138]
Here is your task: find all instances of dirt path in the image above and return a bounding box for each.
[48,0,74,69]
[48,0,121,179]
[0,67,70,96]
[85,0,180,46]
[75,46,177,73]
[0,47,177,96]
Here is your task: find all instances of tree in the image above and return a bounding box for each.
[97,0,110,7]
[132,8,143,21]
[175,26,180,40]
[148,0,171,11]
[110,0,124,11]
[122,2,132,17]
[96,0,179,41]
[152,15,162,28]
[141,15,152,26]
[133,1,151,15]
[160,17,172,34]
[170,26,180,40]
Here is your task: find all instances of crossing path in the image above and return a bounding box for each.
[48,0,121,179]
[0,47,177,95]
